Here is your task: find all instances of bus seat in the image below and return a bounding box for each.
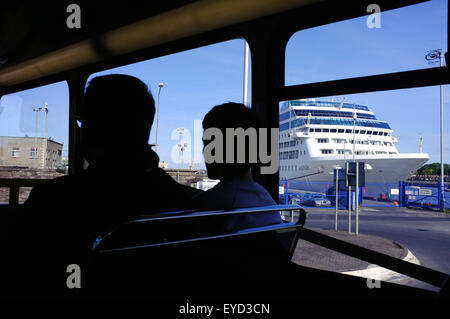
[86,205,305,299]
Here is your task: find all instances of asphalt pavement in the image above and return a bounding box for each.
[296,203,450,292]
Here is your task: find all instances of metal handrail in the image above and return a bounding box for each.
[94,205,305,252]
[134,204,302,222]
[99,222,302,253]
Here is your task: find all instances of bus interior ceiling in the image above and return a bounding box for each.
[0,0,449,300]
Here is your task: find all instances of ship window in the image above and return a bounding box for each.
[321,149,333,154]
[294,109,376,119]
[322,128,329,133]
[354,130,359,134]
[345,129,352,134]
[280,112,291,121]
[367,131,373,135]
[338,129,344,133]
[330,129,337,133]
[280,122,290,131]
[317,138,329,143]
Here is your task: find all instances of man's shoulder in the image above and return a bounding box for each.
[25,173,86,206]
[36,173,85,192]
[190,182,231,209]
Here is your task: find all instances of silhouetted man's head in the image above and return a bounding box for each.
[202,102,258,180]
[81,74,155,164]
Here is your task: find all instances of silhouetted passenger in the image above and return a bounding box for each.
[16,74,191,296]
[192,103,282,232]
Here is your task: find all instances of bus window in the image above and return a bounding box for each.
[86,39,250,188]
[0,82,69,204]
[285,0,447,86]
[278,85,450,290]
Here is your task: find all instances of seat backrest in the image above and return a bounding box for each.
[86,205,306,298]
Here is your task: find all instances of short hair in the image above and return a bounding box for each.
[82,74,155,146]
[202,102,258,179]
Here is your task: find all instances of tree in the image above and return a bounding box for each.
[416,163,450,175]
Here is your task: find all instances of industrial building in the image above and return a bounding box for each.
[0,136,63,169]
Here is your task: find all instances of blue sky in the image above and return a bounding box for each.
[0,0,448,167]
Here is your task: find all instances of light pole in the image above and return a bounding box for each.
[243,41,250,106]
[425,49,445,211]
[32,106,42,169]
[155,82,164,153]
[175,128,186,181]
[439,52,445,211]
[44,103,49,169]
[331,165,342,231]
[44,102,48,141]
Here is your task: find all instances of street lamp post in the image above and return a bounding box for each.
[44,103,48,141]
[425,49,446,211]
[155,82,164,153]
[32,106,42,169]
[439,52,445,211]
[243,41,249,106]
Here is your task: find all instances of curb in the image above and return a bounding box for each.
[341,248,421,283]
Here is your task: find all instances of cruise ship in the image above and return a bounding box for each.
[279,99,429,195]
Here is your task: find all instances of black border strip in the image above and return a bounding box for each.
[278,67,450,101]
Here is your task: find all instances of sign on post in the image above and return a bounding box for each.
[419,188,433,196]
[335,168,347,191]
[346,162,365,187]
[345,162,365,235]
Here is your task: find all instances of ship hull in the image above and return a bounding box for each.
[282,153,430,197]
